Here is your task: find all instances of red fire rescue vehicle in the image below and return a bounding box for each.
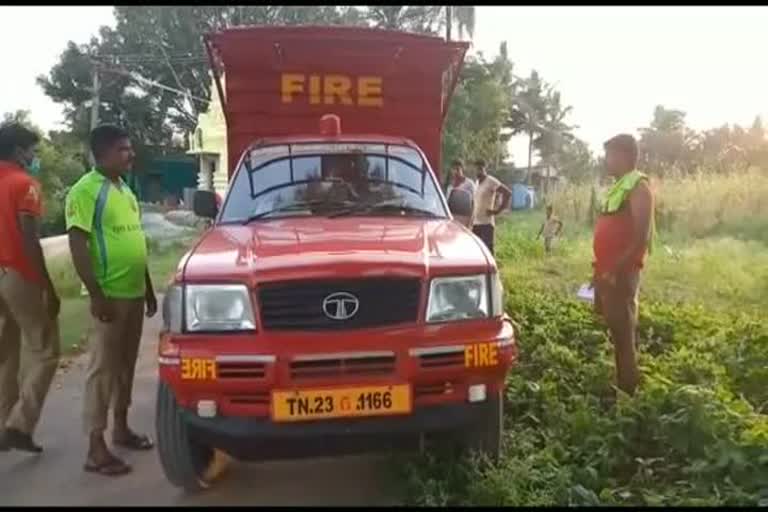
[155,25,517,491]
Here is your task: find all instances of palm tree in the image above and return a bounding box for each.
[534,88,576,196]
[506,71,546,183]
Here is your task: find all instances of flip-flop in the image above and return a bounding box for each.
[113,432,154,451]
[84,456,132,476]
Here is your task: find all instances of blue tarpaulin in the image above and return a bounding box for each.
[510,183,535,210]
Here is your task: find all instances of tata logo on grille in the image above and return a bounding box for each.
[322,292,360,321]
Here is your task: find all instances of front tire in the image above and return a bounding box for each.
[465,390,503,462]
[156,382,226,492]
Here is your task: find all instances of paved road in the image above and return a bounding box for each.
[0,311,399,506]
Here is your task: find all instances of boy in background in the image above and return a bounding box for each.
[537,205,563,254]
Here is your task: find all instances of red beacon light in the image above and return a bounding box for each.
[319,114,341,137]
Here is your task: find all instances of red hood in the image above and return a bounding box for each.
[180,217,492,285]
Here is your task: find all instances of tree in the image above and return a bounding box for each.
[534,90,574,159]
[505,70,548,181]
[365,6,443,34]
[39,6,371,149]
[557,137,596,184]
[444,6,475,41]
[38,32,174,149]
[442,42,515,179]
[639,105,698,175]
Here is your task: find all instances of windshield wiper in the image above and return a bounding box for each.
[243,199,356,223]
[328,200,440,219]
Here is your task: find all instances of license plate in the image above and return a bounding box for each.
[271,384,411,422]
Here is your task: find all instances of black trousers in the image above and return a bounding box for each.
[472,224,495,255]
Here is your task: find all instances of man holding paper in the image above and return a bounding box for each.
[592,134,654,397]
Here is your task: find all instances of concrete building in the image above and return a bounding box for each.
[188,72,229,197]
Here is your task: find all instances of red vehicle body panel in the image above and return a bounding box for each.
[178,218,492,285]
[204,25,469,177]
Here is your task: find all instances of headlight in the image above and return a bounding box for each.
[185,284,256,332]
[426,275,489,323]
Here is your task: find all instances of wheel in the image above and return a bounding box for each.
[464,389,503,463]
[156,382,229,492]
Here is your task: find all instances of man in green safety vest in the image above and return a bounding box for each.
[592,133,655,397]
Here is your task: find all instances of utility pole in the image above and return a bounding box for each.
[527,116,534,185]
[445,5,452,41]
[89,62,100,166]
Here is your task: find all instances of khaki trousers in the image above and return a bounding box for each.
[595,271,641,395]
[0,267,60,435]
[82,298,144,435]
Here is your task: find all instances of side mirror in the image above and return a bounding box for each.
[193,190,218,219]
[447,188,473,218]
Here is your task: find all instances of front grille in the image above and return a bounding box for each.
[259,278,421,331]
[217,362,266,379]
[418,350,464,369]
[414,382,456,397]
[290,354,396,381]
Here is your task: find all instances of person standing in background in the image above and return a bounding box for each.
[0,122,60,453]
[446,159,476,228]
[66,125,157,476]
[592,133,655,397]
[472,158,512,255]
[537,205,564,254]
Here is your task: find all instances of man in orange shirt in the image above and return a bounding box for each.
[0,123,60,453]
[593,134,654,396]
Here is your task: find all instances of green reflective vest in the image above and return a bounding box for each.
[600,170,655,254]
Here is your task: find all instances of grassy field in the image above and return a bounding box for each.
[495,209,768,314]
[395,171,768,506]
[49,239,194,355]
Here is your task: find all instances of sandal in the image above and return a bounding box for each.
[113,431,154,451]
[84,455,132,476]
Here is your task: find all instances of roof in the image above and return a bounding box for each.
[249,134,417,148]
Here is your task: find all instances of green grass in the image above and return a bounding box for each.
[549,167,768,244]
[497,209,768,314]
[58,298,89,354]
[50,240,194,354]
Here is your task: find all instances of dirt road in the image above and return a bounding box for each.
[0,310,400,506]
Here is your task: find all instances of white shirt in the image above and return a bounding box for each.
[446,177,477,197]
[473,175,502,226]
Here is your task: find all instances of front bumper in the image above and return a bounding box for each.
[183,400,494,461]
[158,317,516,460]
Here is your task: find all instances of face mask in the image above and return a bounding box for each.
[26,157,41,177]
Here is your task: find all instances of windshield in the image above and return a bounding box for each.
[219,143,448,223]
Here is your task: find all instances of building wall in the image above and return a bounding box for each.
[137,156,199,206]
[188,72,229,197]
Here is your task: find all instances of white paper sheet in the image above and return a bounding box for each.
[577,283,595,303]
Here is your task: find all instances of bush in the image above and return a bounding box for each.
[398,286,768,506]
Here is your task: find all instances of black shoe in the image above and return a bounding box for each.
[3,428,42,453]
[0,430,9,452]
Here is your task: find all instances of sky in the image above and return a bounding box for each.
[2,6,767,164]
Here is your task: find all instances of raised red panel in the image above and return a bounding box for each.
[205,26,468,178]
